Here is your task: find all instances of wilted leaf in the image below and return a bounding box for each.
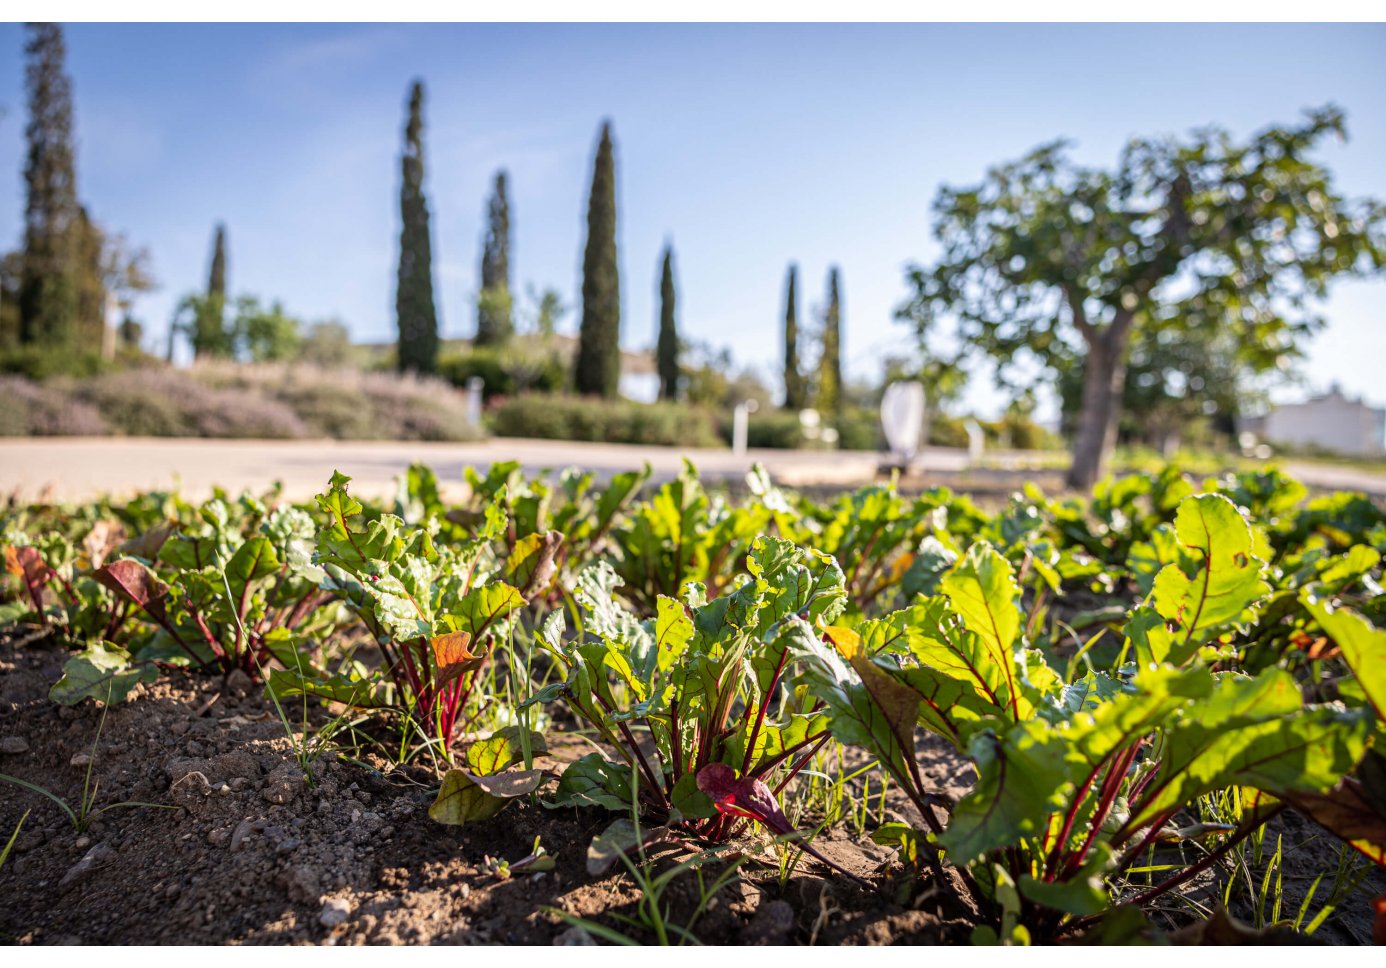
[428,768,544,826]
[50,641,156,705]
[506,531,563,597]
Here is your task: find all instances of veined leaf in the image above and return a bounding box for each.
[1128,669,1373,829]
[442,582,525,642]
[50,641,156,705]
[1151,494,1270,661]
[940,543,1025,722]
[550,752,635,811]
[1303,594,1386,722]
[466,726,548,775]
[429,768,544,825]
[506,530,563,597]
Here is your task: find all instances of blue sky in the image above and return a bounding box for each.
[0,23,1383,417]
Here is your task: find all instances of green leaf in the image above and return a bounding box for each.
[442,582,525,642]
[429,768,545,825]
[50,641,156,706]
[465,726,548,776]
[264,666,384,708]
[670,772,717,820]
[1303,595,1386,722]
[505,530,563,596]
[1017,843,1115,916]
[653,595,694,673]
[1151,494,1270,661]
[587,818,643,876]
[224,536,280,605]
[1128,669,1373,829]
[549,752,635,811]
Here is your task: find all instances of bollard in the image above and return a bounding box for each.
[465,376,484,429]
[964,419,985,462]
[732,399,759,456]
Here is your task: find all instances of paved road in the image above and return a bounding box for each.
[1,437,1381,503]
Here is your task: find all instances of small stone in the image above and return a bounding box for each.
[280,865,322,904]
[225,669,254,697]
[230,818,259,852]
[553,925,596,945]
[742,899,795,945]
[262,762,305,805]
[0,736,29,755]
[318,897,351,928]
[73,835,91,850]
[69,752,93,768]
[59,844,112,890]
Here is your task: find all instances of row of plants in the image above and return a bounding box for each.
[2,461,1383,943]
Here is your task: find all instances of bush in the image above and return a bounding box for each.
[439,346,567,399]
[0,376,110,436]
[737,410,806,449]
[69,369,309,438]
[490,394,721,447]
[187,362,485,442]
[836,407,881,451]
[928,415,971,449]
[0,346,110,382]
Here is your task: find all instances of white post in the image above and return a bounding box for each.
[465,376,484,429]
[732,399,759,456]
[965,419,985,462]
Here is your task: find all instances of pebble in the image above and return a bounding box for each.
[318,897,351,928]
[59,843,112,890]
[230,818,260,851]
[69,752,93,768]
[0,736,29,755]
[742,899,796,945]
[553,925,596,946]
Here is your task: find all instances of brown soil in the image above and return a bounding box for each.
[1,629,1380,946]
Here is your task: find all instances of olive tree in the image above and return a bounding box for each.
[899,106,1385,488]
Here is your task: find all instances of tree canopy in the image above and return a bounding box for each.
[900,106,1386,486]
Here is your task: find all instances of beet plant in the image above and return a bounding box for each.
[798,493,1381,941]
[271,472,540,761]
[525,535,857,871]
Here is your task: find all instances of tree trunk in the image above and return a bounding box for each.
[1066,323,1132,491]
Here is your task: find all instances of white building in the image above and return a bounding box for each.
[1262,386,1386,457]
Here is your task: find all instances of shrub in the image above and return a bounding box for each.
[69,369,309,438]
[0,376,110,436]
[490,394,721,447]
[439,345,567,399]
[180,362,485,442]
[0,346,110,381]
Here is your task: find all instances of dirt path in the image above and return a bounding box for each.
[2,437,1382,503]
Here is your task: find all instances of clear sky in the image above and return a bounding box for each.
[1,23,1383,417]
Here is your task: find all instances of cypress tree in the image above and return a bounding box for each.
[817,267,843,419]
[574,121,621,398]
[395,80,440,375]
[19,23,81,349]
[656,243,678,402]
[475,171,512,347]
[74,206,107,345]
[194,222,228,360]
[208,223,227,302]
[782,263,805,409]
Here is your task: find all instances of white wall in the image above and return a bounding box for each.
[1264,393,1386,456]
